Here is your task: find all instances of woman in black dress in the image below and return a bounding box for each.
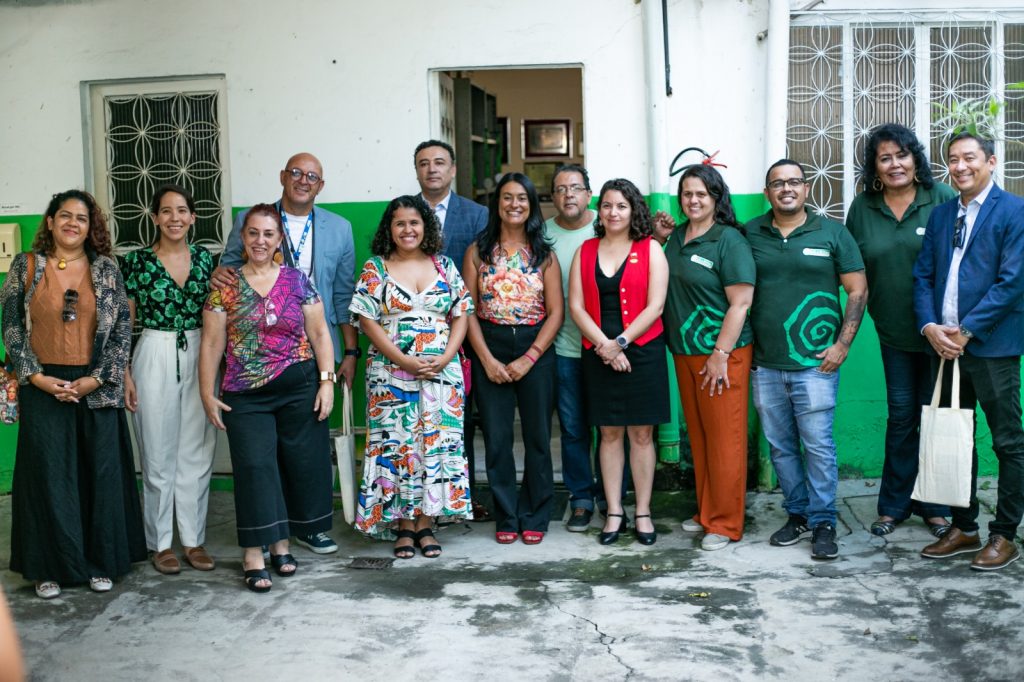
[569,178,669,545]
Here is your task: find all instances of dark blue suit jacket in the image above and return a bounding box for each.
[441,192,488,266]
[912,183,1024,357]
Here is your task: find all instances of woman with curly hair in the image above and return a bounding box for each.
[846,123,957,538]
[464,173,563,545]
[350,195,474,558]
[0,190,145,599]
[569,178,669,546]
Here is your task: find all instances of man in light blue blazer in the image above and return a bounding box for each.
[414,139,490,521]
[213,152,356,555]
[912,132,1024,571]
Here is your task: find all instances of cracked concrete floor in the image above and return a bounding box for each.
[2,479,1023,681]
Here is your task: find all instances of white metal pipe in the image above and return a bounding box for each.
[641,0,670,210]
[765,0,791,172]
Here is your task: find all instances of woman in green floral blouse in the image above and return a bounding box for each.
[122,184,217,576]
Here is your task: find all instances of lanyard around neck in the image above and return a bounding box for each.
[278,202,314,266]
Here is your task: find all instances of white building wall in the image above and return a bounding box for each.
[0,0,773,212]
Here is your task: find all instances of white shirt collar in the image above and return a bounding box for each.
[959,179,995,214]
[423,191,452,213]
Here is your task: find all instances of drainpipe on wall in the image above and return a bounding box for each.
[753,0,792,491]
[640,0,682,464]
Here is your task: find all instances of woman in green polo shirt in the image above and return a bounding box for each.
[846,123,957,538]
[661,164,755,551]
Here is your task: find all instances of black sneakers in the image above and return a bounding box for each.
[811,523,839,560]
[770,515,810,546]
[566,507,593,532]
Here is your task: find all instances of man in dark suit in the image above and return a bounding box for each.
[912,132,1024,571]
[414,139,490,521]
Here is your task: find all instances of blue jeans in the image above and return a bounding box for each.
[556,355,595,511]
[877,344,949,521]
[751,366,840,527]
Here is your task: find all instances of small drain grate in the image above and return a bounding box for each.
[347,557,395,570]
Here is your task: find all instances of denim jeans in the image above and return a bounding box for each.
[877,344,948,520]
[751,366,840,527]
[556,355,595,511]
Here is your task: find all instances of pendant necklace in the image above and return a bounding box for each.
[56,252,86,270]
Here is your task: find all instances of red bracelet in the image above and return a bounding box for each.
[530,344,543,355]
[524,352,538,364]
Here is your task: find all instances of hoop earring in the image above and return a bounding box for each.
[914,171,924,185]
[871,178,883,192]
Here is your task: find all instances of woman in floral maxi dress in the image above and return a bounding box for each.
[351,195,474,558]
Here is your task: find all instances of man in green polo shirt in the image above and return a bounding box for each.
[745,159,868,560]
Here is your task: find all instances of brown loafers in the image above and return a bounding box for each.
[920,527,982,559]
[970,535,1021,571]
[183,546,216,571]
[152,549,181,575]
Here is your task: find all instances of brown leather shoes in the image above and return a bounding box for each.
[183,546,216,571]
[152,549,181,575]
[920,527,982,559]
[970,535,1021,571]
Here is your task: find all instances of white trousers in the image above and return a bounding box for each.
[132,328,216,551]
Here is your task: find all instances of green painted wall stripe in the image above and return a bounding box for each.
[0,194,1002,493]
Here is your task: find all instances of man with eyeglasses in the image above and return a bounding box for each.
[912,132,1024,571]
[544,164,600,531]
[745,159,867,560]
[413,139,490,521]
[213,151,356,555]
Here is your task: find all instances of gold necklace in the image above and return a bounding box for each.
[55,252,87,270]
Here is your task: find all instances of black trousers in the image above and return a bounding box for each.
[223,359,333,547]
[475,320,556,533]
[934,354,1024,539]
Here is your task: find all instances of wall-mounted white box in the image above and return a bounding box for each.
[0,224,22,273]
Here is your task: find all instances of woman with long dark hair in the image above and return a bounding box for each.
[351,195,474,558]
[463,172,563,545]
[847,123,957,538]
[660,165,756,550]
[1,190,145,599]
[122,184,217,575]
[569,178,669,546]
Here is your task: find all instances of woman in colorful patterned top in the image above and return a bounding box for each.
[658,165,756,551]
[350,195,474,558]
[569,178,669,546]
[122,184,217,576]
[0,190,145,599]
[198,204,336,593]
[463,172,563,545]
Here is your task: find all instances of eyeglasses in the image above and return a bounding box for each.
[285,168,322,184]
[952,215,966,249]
[263,299,278,327]
[62,289,79,323]
[767,178,807,191]
[553,184,587,196]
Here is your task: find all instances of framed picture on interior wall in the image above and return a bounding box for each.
[523,119,571,158]
[524,162,559,201]
[497,116,510,165]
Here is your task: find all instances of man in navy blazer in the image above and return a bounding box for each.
[414,139,490,521]
[912,132,1024,571]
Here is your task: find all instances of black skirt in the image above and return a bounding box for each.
[9,364,146,584]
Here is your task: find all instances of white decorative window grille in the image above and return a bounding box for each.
[788,10,1024,220]
[85,77,231,255]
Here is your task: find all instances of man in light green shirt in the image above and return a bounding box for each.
[545,164,598,531]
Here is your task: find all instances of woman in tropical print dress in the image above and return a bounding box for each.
[351,195,474,558]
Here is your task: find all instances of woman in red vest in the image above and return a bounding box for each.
[569,178,669,545]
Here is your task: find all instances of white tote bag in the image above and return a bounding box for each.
[912,358,973,508]
[333,381,358,525]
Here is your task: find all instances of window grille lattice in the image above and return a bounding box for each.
[104,91,225,254]
[788,12,1024,220]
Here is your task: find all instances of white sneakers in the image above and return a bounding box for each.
[35,581,61,599]
[681,518,703,532]
[701,533,731,551]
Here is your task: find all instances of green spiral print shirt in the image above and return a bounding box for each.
[663,223,756,356]
[744,209,864,370]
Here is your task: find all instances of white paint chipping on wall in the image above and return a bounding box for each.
[0,0,778,211]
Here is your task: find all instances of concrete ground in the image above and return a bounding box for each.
[2,479,1022,682]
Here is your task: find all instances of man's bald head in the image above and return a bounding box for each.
[280,152,325,213]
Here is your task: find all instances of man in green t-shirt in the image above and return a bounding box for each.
[745,159,868,561]
[545,164,599,531]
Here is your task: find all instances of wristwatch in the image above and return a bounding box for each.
[615,335,629,350]
[343,347,362,358]
[958,325,974,340]
[318,370,337,384]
